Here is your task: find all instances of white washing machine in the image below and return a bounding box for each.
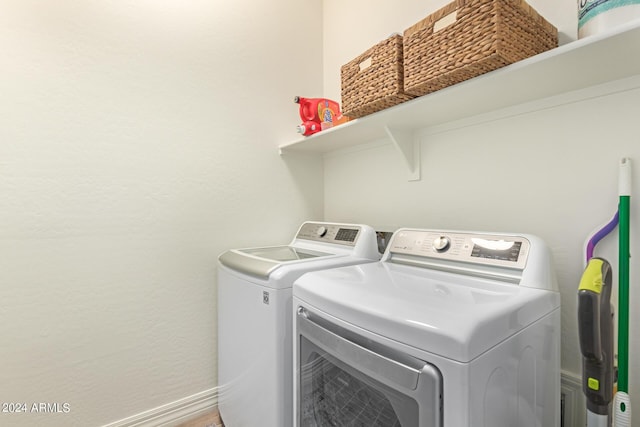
[217,221,380,427]
[293,228,561,427]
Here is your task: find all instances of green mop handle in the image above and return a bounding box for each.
[615,157,632,427]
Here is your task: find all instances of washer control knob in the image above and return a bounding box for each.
[433,236,451,252]
[317,226,328,237]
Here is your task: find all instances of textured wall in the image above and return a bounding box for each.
[0,1,322,426]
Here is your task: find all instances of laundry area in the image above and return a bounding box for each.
[1,1,639,427]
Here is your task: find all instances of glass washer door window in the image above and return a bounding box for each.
[297,308,442,427]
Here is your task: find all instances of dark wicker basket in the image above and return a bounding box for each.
[341,34,415,119]
[403,0,558,97]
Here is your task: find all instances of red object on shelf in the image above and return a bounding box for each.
[296,121,321,136]
[294,96,346,137]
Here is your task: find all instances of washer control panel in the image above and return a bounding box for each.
[389,229,530,270]
[296,222,361,246]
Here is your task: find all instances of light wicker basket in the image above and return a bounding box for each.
[403,0,558,97]
[341,34,415,119]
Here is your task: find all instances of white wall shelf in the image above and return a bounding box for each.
[278,20,640,180]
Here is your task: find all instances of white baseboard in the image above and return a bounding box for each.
[102,388,218,427]
[102,373,582,427]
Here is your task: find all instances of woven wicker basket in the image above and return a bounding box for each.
[341,34,415,119]
[403,0,558,97]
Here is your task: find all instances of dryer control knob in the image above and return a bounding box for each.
[433,236,451,252]
[317,226,328,237]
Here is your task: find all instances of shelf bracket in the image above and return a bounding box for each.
[384,126,420,181]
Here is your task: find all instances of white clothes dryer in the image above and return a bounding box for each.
[217,222,380,427]
[293,228,561,427]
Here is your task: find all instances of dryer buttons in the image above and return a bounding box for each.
[317,226,328,237]
[433,236,451,252]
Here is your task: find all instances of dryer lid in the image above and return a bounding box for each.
[239,245,331,262]
[217,222,381,280]
[293,262,560,363]
[219,246,333,279]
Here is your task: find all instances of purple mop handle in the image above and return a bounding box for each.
[586,211,619,262]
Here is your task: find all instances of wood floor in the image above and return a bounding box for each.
[177,408,223,427]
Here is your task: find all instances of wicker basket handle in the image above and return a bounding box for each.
[358,57,373,72]
[405,0,466,36]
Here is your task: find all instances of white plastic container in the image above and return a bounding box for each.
[579,0,640,38]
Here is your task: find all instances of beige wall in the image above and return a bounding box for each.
[0,1,323,426]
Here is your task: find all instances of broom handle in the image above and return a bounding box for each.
[615,157,631,427]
